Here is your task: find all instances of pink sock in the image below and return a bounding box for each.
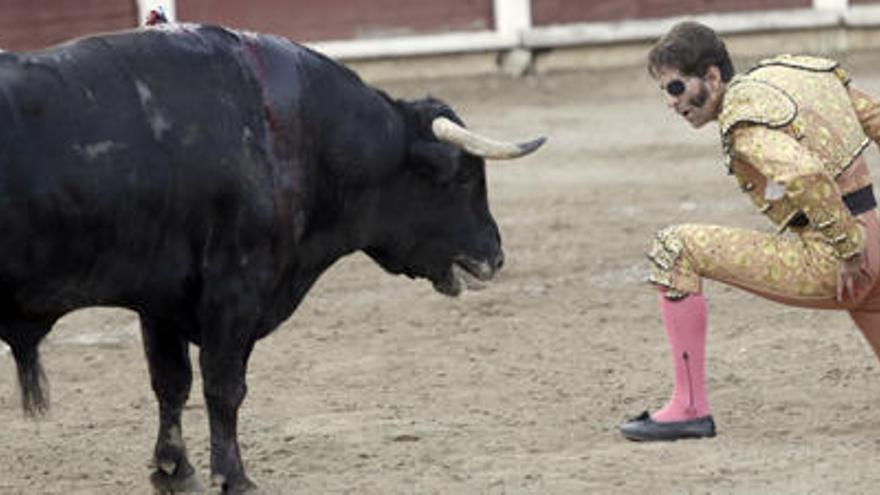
[651,292,711,422]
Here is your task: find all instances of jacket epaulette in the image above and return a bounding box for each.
[718,78,797,137]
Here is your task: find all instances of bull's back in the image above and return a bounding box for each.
[0,26,275,312]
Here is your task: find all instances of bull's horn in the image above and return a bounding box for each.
[431,117,545,160]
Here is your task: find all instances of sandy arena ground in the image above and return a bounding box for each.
[3,49,880,495]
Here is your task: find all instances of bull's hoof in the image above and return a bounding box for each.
[211,473,259,494]
[150,461,204,494]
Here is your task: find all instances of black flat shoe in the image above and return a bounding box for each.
[620,411,716,442]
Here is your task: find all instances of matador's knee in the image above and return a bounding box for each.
[646,225,702,300]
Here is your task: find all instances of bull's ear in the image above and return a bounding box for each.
[408,141,461,182]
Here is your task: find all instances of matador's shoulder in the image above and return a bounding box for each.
[718,75,796,137]
[719,54,851,137]
[751,53,851,84]
[752,54,838,72]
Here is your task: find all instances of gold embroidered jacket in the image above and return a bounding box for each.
[718,54,875,259]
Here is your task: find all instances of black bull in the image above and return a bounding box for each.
[0,24,543,493]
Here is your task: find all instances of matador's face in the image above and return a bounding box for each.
[653,65,724,129]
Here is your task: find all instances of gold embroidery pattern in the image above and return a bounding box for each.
[719,78,796,137]
[646,227,700,299]
[791,174,866,259]
[716,57,870,259]
[752,54,839,73]
[646,224,840,299]
[721,58,868,179]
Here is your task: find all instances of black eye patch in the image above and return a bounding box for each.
[664,79,686,96]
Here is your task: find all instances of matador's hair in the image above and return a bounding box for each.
[648,21,735,82]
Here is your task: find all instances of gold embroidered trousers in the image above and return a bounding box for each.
[647,211,880,311]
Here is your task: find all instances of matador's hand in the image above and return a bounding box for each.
[837,251,873,302]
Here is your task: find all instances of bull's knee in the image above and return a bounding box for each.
[646,225,701,300]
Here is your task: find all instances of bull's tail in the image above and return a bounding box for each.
[11,343,49,415]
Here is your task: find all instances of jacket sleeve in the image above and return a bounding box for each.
[849,85,880,146]
[729,125,864,259]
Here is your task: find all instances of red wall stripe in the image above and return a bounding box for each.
[532,0,813,26]
[177,0,494,42]
[0,0,137,51]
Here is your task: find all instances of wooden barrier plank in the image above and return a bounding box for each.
[0,0,137,51]
[532,0,812,26]
[177,0,493,42]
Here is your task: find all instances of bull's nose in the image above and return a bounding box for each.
[492,250,504,271]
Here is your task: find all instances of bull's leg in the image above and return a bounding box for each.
[199,336,257,494]
[0,317,55,416]
[140,315,202,493]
